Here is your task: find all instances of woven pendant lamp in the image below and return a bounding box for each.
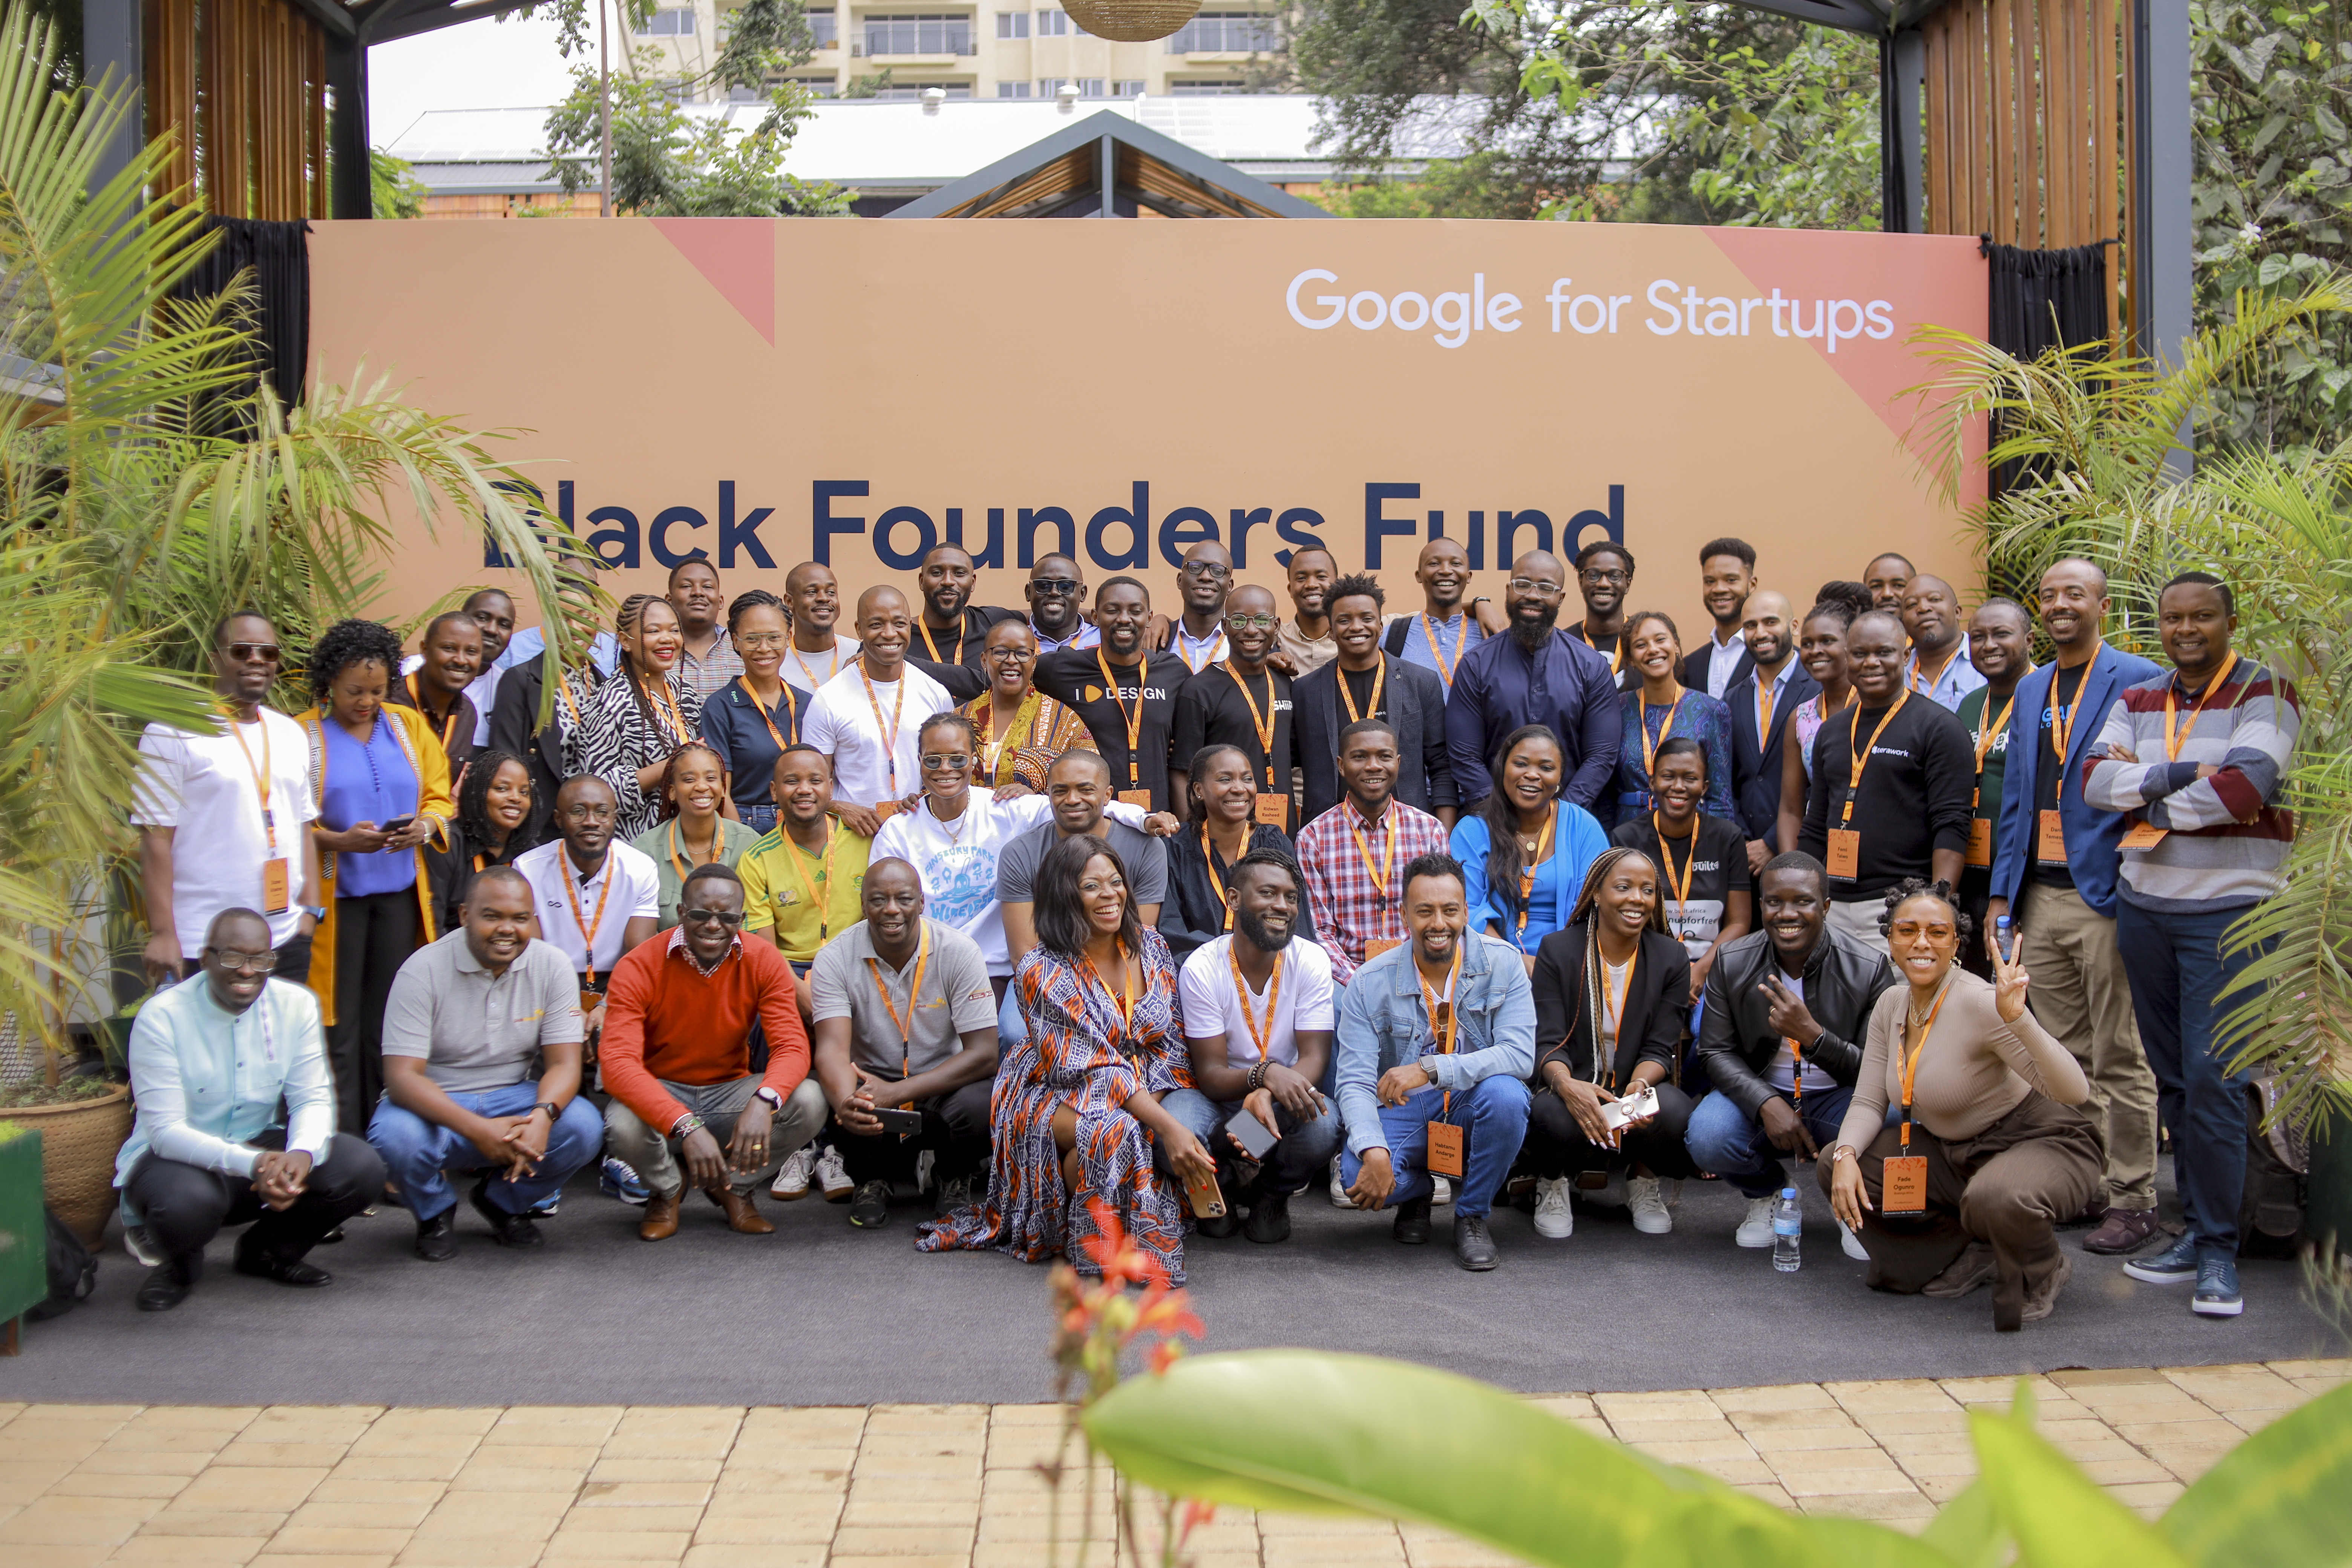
[1061,0,1201,43]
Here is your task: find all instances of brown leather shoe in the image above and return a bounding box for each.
[709,1185,774,1235]
[2021,1252,2072,1322]
[2082,1206,2162,1255]
[637,1189,682,1242]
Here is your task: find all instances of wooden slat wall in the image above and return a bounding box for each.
[1919,0,2132,344]
[147,0,333,220]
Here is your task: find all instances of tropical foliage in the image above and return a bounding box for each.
[371,147,429,220]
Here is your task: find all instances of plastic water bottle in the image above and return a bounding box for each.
[1773,1188,1803,1273]
[1996,914,2014,964]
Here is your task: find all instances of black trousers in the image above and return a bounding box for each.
[176,930,313,985]
[1523,1080,1697,1180]
[831,1078,993,1187]
[124,1130,385,1268]
[329,891,418,1136]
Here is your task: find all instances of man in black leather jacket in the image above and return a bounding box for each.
[1685,851,1896,1249]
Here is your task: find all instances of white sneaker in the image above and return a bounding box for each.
[1329,1155,1356,1209]
[1662,1178,1684,1208]
[123,1222,165,1268]
[1532,1177,1574,1239]
[1431,1176,1454,1208]
[1840,1221,1870,1261]
[816,1144,855,1202]
[1627,1176,1673,1235]
[771,1145,814,1200]
[1735,1195,1776,1248]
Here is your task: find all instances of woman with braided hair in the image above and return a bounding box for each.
[631,740,761,930]
[567,592,705,840]
[1774,582,1872,855]
[1522,846,1696,1242]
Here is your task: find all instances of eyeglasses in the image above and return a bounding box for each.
[680,908,745,927]
[1507,578,1563,595]
[1227,615,1278,631]
[208,948,277,974]
[985,645,1035,662]
[1578,568,1631,585]
[223,643,282,664]
[737,633,788,650]
[920,753,974,771]
[1182,563,1233,580]
[1888,922,1956,942]
[1030,578,1080,595]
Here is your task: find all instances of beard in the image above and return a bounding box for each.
[1509,599,1562,648]
[1233,903,1293,953]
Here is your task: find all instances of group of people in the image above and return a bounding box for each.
[118,532,2298,1333]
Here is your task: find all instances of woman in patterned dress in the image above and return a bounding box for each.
[964,617,1094,795]
[918,832,1215,1284]
[1774,586,1868,855]
[566,593,704,841]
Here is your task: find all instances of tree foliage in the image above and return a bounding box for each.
[370,147,428,219]
[1312,150,1547,218]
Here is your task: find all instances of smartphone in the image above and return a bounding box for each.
[1601,1083,1661,1132]
[872,1107,923,1138]
[1183,1169,1227,1220]
[1224,1108,1279,1160]
[382,815,416,834]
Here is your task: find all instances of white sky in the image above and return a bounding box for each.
[368,14,579,149]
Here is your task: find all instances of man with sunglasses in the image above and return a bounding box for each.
[599,863,826,1241]
[1024,555,1099,654]
[136,613,327,986]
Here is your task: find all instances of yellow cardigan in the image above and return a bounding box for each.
[295,703,455,1028]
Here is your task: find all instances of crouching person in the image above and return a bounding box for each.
[118,909,386,1312]
[369,867,604,1259]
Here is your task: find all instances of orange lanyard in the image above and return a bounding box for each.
[1338,659,1387,725]
[225,710,277,852]
[1094,649,1146,788]
[1580,626,1622,675]
[1640,688,1685,779]
[735,675,795,754]
[1652,812,1695,926]
[555,672,583,730]
[868,924,930,1081]
[786,641,841,691]
[558,851,617,986]
[1838,691,1911,825]
[917,616,963,665]
[780,822,840,942]
[1419,612,1465,690]
[667,820,720,884]
[2048,662,2092,764]
[1228,943,1284,1060]
[1908,646,1961,695]
[406,674,460,750]
[858,658,910,797]
[1517,808,1555,942]
[1897,980,1954,1150]
[1201,826,1241,931]
[1349,802,1394,898]
[1081,942,1138,1046]
[642,673,690,745]
[2163,654,2238,763]
[1417,950,1461,1111]
[1757,676,1778,744]
[1175,625,1226,673]
[1225,661,1279,790]
[1971,692,2016,806]
[1596,950,1635,1090]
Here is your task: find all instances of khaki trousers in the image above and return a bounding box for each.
[1827,897,1890,956]
[2018,883,2157,1210]
[604,1076,828,1199]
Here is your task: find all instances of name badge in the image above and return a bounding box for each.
[1253,793,1289,828]
[1965,819,1993,868]
[2119,820,2168,851]
[872,800,902,825]
[2036,808,2066,863]
[260,858,291,915]
[1426,1120,1466,1179]
[579,988,601,1017]
[1881,1154,1929,1214]
[1118,789,1153,809]
[1825,828,1860,880]
[1363,938,1402,961]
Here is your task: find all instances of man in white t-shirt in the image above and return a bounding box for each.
[801,586,955,836]
[135,612,325,985]
[1177,848,1341,1245]
[511,776,661,1047]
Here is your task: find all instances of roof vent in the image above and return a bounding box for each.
[921,86,946,114]
[1055,83,1079,113]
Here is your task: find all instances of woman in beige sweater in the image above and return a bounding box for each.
[1822,879,2102,1332]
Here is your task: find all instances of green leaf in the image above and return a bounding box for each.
[2160,1378,2352,1567]
[1915,1478,2009,1568]
[1971,1408,2189,1568]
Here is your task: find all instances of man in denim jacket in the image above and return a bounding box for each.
[1336,851,1535,1271]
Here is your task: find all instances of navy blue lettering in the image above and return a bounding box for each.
[1018,507,1074,567]
[1158,507,1219,565]
[1086,482,1149,571]
[650,506,710,568]
[1229,507,1271,569]
[1272,507,1326,567]
[812,481,869,566]
[1497,509,1552,563]
[587,506,641,570]
[1363,483,1420,569]
[1566,484,1625,553]
[968,507,1007,569]
[873,505,938,570]
[717,481,775,570]
[1466,509,1484,570]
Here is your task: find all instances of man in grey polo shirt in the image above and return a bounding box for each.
[809,859,1001,1230]
[370,867,605,1261]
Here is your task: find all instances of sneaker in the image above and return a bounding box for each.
[1921,1240,1995,1298]
[1735,1196,1776,1249]
[1532,1177,1574,1240]
[1839,1222,1869,1261]
[1627,1176,1672,1235]
[2123,1234,2199,1284]
[600,1157,651,1206]
[935,1173,976,1217]
[2083,1206,2163,1255]
[847,1179,890,1229]
[528,1195,560,1217]
[771,1145,814,1200]
[816,1145,855,1202]
[1431,1176,1454,1208]
[2192,1256,2244,1317]
[1242,1186,1292,1244]
[1330,1155,1356,1209]
[123,1223,165,1269]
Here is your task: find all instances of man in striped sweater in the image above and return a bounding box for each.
[2083,572,2300,1320]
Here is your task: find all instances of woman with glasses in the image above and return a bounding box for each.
[919,832,1215,1284]
[699,590,810,832]
[1605,611,1734,831]
[632,741,763,930]
[568,593,704,842]
[964,617,1092,795]
[423,747,536,934]
[1452,726,1609,973]
[1824,880,2098,1332]
[1775,584,1872,854]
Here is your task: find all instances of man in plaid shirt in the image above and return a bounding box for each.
[1296,719,1453,986]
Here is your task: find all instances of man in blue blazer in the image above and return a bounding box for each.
[1723,590,1818,874]
[1987,558,2164,1256]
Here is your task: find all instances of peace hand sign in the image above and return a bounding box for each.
[1990,937,2031,1024]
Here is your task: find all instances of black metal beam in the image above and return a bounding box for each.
[1879,26,1925,232]
[1717,0,1889,37]
[328,30,371,218]
[2133,0,2191,469]
[367,0,535,45]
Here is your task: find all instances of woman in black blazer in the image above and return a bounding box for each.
[1526,847,1696,1241]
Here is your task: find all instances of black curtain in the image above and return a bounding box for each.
[1982,240,2109,362]
[165,213,312,418]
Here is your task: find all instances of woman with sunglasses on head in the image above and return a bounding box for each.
[919,833,1215,1284]
[632,741,762,931]
[1160,743,1313,961]
[1823,879,2098,1332]
[964,617,1093,798]
[1523,848,1698,1241]
[1605,610,1734,831]
[698,590,811,833]
[423,747,536,935]
[568,593,704,842]
[1775,584,1872,854]
[1451,725,1609,976]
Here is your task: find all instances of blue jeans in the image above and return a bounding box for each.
[997,984,1028,1058]
[738,803,778,832]
[1209,1096,1342,1195]
[1152,1087,1222,1179]
[1338,1075,1530,1219]
[368,1083,604,1221]
[1685,1084,1856,1199]
[2118,898,2262,1258]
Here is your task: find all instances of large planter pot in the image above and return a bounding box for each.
[7,1085,131,1245]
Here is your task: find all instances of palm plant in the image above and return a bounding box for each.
[0,3,588,1081]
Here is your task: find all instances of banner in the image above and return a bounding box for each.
[309,217,1986,641]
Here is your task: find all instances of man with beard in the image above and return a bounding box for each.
[1275,547,1340,674]
[1177,850,1341,1244]
[1382,536,1501,696]
[1294,719,1452,985]
[1161,540,1234,674]
[1168,584,1296,828]
[1442,550,1622,809]
[1726,589,1818,873]
[1033,577,1191,812]
[402,591,511,751]
[1684,538,1759,699]
[1900,574,1985,713]
[1864,553,1915,613]
[1024,554,1098,654]
[392,612,485,776]
[912,544,1022,670]
[802,585,959,835]
[1301,573,1455,827]
[1566,540,1637,685]
[780,561,862,693]
[1334,852,1534,1272]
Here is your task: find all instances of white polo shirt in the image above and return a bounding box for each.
[132,710,320,957]
[802,660,956,807]
[512,838,660,980]
[1177,935,1336,1072]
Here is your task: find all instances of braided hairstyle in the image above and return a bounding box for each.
[1876,876,1974,946]
[1563,847,1669,1085]
[308,618,405,702]
[456,746,533,854]
[727,587,786,634]
[656,739,726,824]
[1808,581,1874,626]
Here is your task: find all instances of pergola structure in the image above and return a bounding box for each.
[886,108,1331,219]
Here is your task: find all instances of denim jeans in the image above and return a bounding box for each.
[1208,1096,1343,1195]
[1685,1083,1856,1199]
[997,984,1029,1059]
[368,1083,606,1221]
[1338,1075,1531,1219]
[1152,1087,1223,1179]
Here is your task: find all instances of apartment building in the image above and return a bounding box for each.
[625,0,1284,101]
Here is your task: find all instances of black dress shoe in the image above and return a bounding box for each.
[414,1211,458,1262]
[469,1179,544,1248]
[1453,1214,1499,1272]
[233,1243,332,1288]
[1196,1209,1238,1239]
[1393,1197,1433,1245]
[1243,1186,1292,1244]
[135,1261,195,1312]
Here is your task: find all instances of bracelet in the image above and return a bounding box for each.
[1247,1061,1267,1091]
[1830,1145,1859,1164]
[671,1112,706,1140]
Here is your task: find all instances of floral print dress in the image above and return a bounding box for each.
[917,927,1193,1284]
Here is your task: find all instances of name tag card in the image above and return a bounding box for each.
[1427,1120,1466,1179]
[1825,829,1860,880]
[260,858,291,915]
[1363,938,1402,961]
[2036,809,2067,863]
[2119,820,2168,851]
[1881,1154,1929,1214]
[1118,789,1153,809]
[872,800,902,825]
[1254,793,1290,827]
[1966,820,1993,868]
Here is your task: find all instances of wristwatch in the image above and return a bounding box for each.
[752,1086,783,1111]
[535,1101,560,1122]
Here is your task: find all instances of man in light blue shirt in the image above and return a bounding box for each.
[1335,851,1534,1272]
[116,908,385,1312]
[1900,575,1986,713]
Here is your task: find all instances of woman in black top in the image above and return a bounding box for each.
[422,748,535,935]
[1525,848,1696,1242]
[1609,736,1753,996]
[1158,743,1311,961]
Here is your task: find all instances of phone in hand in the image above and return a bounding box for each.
[1183,1169,1227,1220]
[382,815,416,834]
[1600,1083,1661,1131]
[872,1106,923,1138]
[1225,1108,1279,1160]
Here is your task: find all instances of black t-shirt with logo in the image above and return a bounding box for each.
[1610,813,1751,961]
[1169,664,1298,823]
[1033,647,1190,812]
[1797,695,1977,898]
[910,604,1024,671]
[2034,662,2088,888]
[1339,664,1390,726]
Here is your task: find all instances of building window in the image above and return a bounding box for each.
[1112,79,1145,96]
[1167,78,1245,93]
[996,10,1028,36]
[865,81,974,98]
[1034,7,1070,34]
[1165,11,1275,52]
[1037,77,1111,96]
[861,14,976,55]
[996,80,1031,96]
[807,8,839,46]
[636,6,696,35]
[791,75,840,97]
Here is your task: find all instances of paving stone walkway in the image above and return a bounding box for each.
[1,1361,2342,1568]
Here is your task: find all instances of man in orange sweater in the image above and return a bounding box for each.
[599,863,826,1240]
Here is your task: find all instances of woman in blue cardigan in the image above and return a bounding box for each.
[1451,724,1610,973]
